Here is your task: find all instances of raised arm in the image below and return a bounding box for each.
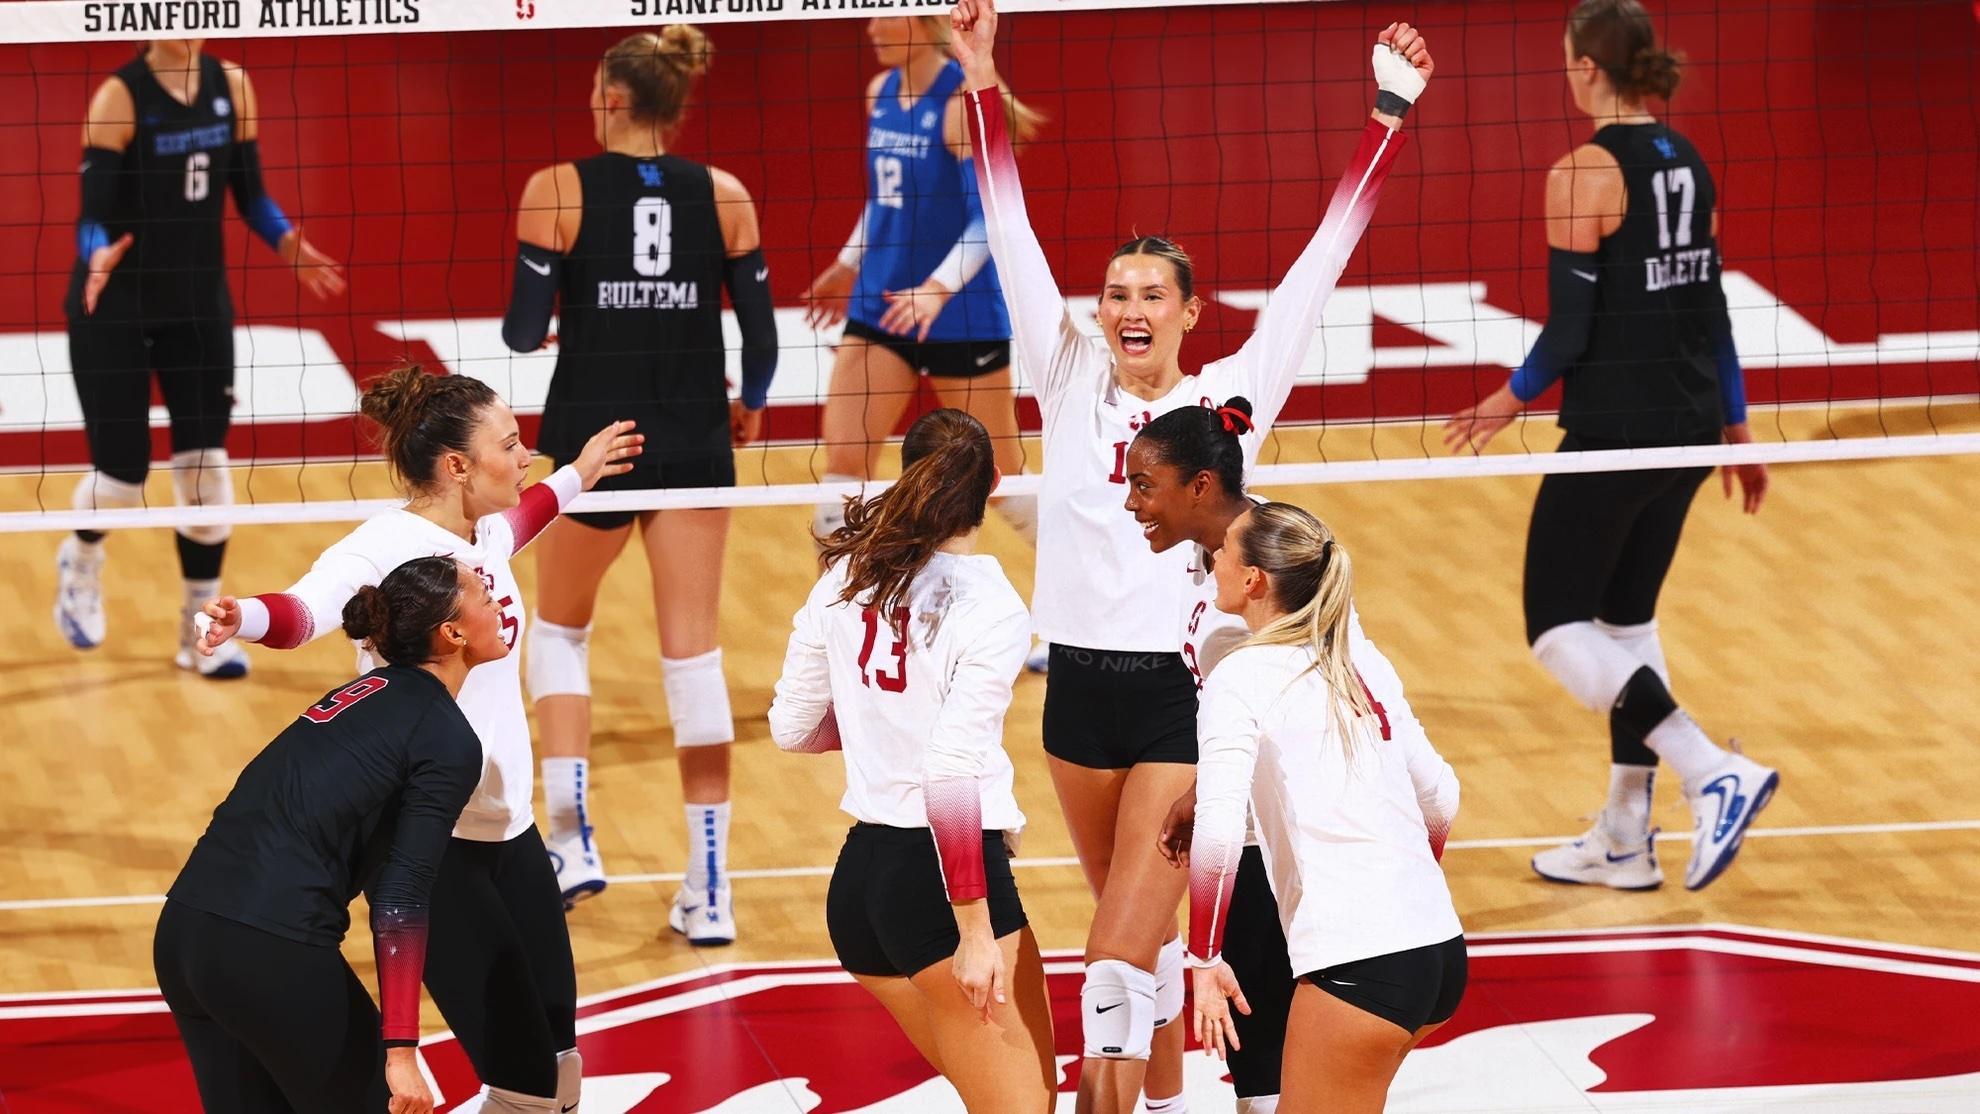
[493,463,583,557]
[767,581,839,753]
[1227,24,1429,433]
[952,0,1094,407]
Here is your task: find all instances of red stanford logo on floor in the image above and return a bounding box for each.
[3,925,1978,1112]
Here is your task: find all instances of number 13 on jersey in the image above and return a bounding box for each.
[857,607,909,692]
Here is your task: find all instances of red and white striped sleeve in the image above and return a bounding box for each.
[1188,667,1262,964]
[235,546,383,650]
[964,87,1104,410]
[491,465,582,559]
[1224,117,1410,435]
[923,602,1031,902]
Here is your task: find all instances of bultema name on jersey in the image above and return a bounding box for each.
[598,280,700,311]
[82,0,419,34]
[1644,247,1715,293]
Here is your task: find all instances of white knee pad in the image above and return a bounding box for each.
[1080,958,1156,1060]
[1237,1096,1281,1114]
[663,649,734,748]
[812,473,860,543]
[556,1047,581,1109]
[1152,935,1185,1026]
[527,620,593,699]
[1595,617,1670,688]
[170,448,233,545]
[472,1086,557,1113]
[1531,621,1643,714]
[72,469,146,513]
[994,492,1039,547]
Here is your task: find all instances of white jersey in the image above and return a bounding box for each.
[768,552,1030,855]
[1190,641,1462,976]
[235,467,582,843]
[969,91,1409,650]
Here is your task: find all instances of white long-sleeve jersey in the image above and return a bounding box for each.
[968,90,1408,650]
[231,467,582,843]
[768,552,1030,901]
[1189,641,1461,976]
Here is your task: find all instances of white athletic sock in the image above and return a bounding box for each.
[1237,1097,1281,1114]
[542,757,589,840]
[1596,618,1670,687]
[1601,764,1655,844]
[684,801,731,894]
[182,578,220,616]
[1145,1093,1188,1113]
[1645,709,1725,787]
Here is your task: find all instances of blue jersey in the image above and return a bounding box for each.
[848,60,1010,343]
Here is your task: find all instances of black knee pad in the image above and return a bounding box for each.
[1609,666,1677,762]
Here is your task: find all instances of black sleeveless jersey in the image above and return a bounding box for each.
[1561,123,1725,445]
[538,153,731,465]
[66,53,238,323]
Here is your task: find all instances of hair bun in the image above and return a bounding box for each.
[658,24,713,80]
[1626,44,1681,99]
[1221,396,1254,419]
[358,363,434,430]
[340,584,392,644]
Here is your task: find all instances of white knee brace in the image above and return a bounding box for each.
[528,620,593,699]
[469,1086,557,1113]
[1080,958,1156,1060]
[1595,617,1670,687]
[663,649,734,748]
[1237,1096,1281,1114]
[1531,621,1643,714]
[170,448,233,545]
[1153,935,1186,1026]
[556,1047,581,1110]
[812,473,860,543]
[72,469,146,513]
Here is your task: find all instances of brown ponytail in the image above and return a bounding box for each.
[817,409,996,630]
[601,25,713,130]
[357,363,500,491]
[1569,0,1683,101]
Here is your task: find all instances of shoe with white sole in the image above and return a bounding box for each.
[546,828,607,910]
[1682,744,1779,891]
[176,608,249,679]
[1532,819,1664,890]
[1025,641,1050,674]
[669,884,736,947]
[54,537,107,650]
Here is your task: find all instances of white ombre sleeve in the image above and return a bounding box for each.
[768,582,836,753]
[964,88,1104,409]
[1189,667,1263,963]
[1225,118,1410,433]
[923,603,1031,901]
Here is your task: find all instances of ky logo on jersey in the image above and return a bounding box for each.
[637,161,664,188]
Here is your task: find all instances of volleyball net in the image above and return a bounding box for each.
[0,0,1975,533]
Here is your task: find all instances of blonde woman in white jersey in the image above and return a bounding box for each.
[190,365,641,1113]
[950,1,1432,1108]
[770,408,1056,1111]
[1189,502,1463,1114]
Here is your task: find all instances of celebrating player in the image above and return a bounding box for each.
[769,408,1057,1112]
[193,365,640,1112]
[1187,503,1464,1114]
[56,36,342,678]
[157,556,501,1114]
[951,0,1431,1107]
[802,15,1041,548]
[500,26,774,938]
[1443,0,1777,891]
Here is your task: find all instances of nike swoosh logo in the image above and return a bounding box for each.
[755,267,768,282]
[1095,1002,1123,1014]
[1571,269,1598,282]
[523,257,553,276]
[1700,775,1748,841]
[974,350,998,367]
[563,1104,578,1113]
[1605,848,1643,863]
[1327,979,1357,987]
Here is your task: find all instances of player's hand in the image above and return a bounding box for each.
[802,261,856,330]
[1192,961,1250,1061]
[82,232,135,315]
[1721,422,1768,514]
[384,1046,433,1114]
[1375,21,1435,91]
[279,226,347,300]
[878,280,954,342]
[951,924,1008,1022]
[1157,783,1198,867]
[730,400,763,448]
[572,419,643,490]
[1443,384,1523,454]
[196,597,243,657]
[950,0,999,86]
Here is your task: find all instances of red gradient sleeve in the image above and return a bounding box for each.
[251,592,316,649]
[498,465,579,554]
[1187,827,1243,963]
[924,776,986,903]
[370,904,429,1045]
[789,703,843,754]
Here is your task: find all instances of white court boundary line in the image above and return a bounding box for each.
[4,816,1976,914]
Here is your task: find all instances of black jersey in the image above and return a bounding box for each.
[167,665,482,948]
[1561,123,1725,445]
[537,153,732,466]
[65,53,238,323]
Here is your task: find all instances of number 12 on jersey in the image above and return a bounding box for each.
[857,607,910,692]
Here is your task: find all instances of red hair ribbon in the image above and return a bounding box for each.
[1217,406,1254,435]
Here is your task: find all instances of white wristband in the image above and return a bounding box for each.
[1185,950,1222,970]
[1372,42,1426,103]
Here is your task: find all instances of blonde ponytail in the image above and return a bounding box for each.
[1235,503,1375,751]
